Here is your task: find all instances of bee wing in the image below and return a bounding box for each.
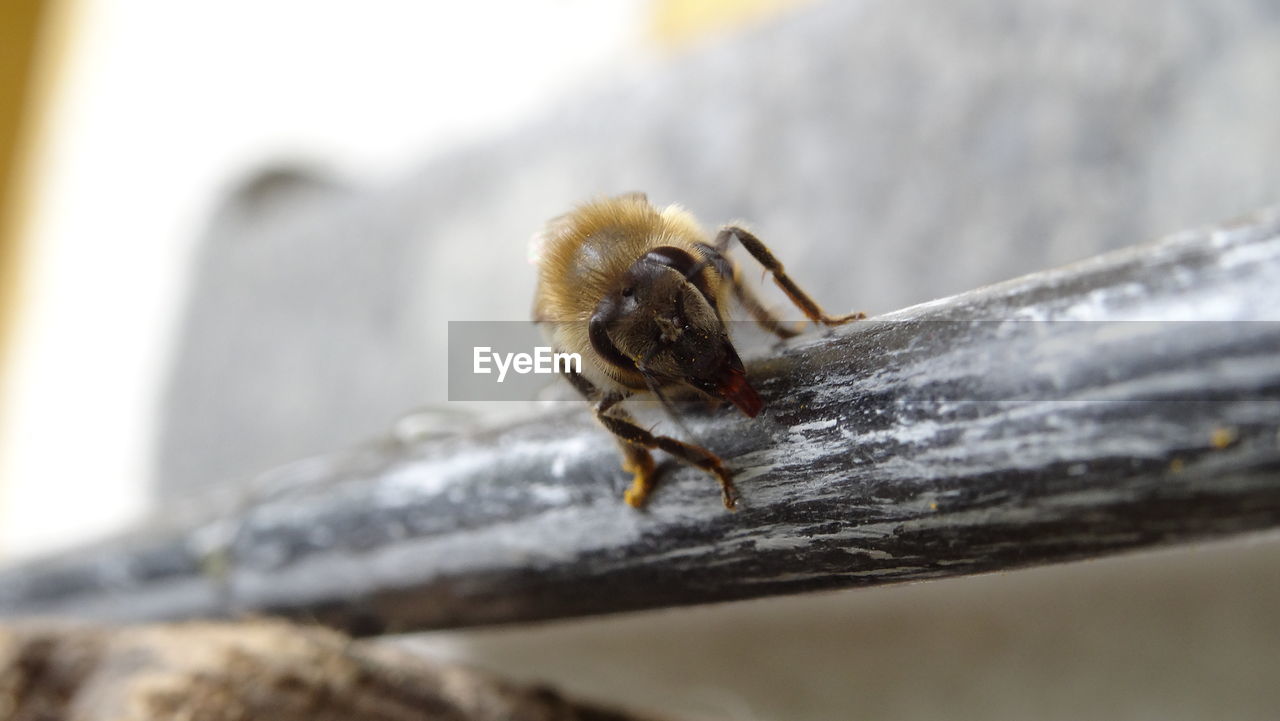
[527,229,551,266]
[529,211,577,321]
[527,205,581,263]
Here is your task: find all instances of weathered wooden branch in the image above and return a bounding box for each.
[0,619,656,720]
[1,207,1278,635]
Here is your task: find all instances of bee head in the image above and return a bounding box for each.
[590,247,763,417]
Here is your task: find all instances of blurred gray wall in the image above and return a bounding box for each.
[157,2,1280,718]
[159,0,1280,495]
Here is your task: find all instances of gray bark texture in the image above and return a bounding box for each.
[0,619,655,721]
[0,205,1277,634]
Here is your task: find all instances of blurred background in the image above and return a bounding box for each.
[2,1,1278,719]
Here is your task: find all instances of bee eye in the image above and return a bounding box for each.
[621,287,634,297]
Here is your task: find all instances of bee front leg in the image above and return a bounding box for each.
[596,395,738,510]
[561,370,662,508]
[562,368,656,505]
[714,226,866,327]
[618,441,657,509]
[594,395,661,508]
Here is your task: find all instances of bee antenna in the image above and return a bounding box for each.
[684,257,712,282]
[637,349,703,445]
[644,373,704,445]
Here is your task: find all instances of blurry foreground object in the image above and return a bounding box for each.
[0,619,656,721]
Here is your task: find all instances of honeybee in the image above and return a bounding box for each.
[533,193,863,510]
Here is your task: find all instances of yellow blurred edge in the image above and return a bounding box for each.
[0,0,75,541]
[651,0,816,48]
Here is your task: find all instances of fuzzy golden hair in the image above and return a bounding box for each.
[533,194,731,390]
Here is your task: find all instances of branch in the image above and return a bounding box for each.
[1,207,1278,635]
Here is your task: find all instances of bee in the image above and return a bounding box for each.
[532,193,863,510]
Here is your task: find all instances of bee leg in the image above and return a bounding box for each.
[594,395,660,508]
[714,226,867,327]
[596,396,738,510]
[561,363,599,400]
[696,241,804,340]
[559,367,643,501]
[619,442,657,509]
